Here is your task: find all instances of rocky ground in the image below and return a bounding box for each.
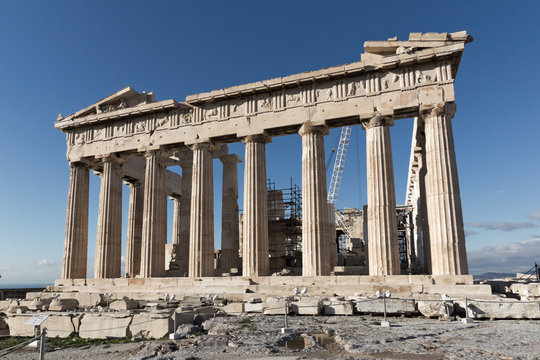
[5,315,540,360]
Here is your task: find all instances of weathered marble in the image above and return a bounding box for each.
[421,103,468,275]
[140,150,167,278]
[189,143,215,277]
[220,154,241,272]
[62,163,89,279]
[299,123,330,276]
[94,156,123,279]
[363,116,400,276]
[242,134,270,277]
[125,180,143,278]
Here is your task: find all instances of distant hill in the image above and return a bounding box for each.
[474,272,515,281]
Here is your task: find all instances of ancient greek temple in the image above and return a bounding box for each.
[56,31,471,283]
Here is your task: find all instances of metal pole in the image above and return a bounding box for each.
[383,296,387,322]
[284,302,288,328]
[465,297,468,318]
[39,327,46,360]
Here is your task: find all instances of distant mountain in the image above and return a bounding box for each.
[474,272,515,281]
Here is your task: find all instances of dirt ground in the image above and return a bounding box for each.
[5,315,540,360]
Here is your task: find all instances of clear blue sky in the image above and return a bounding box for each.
[1,0,539,286]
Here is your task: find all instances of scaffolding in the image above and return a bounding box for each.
[266,178,303,272]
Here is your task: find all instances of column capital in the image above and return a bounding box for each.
[361,115,393,130]
[189,142,219,152]
[68,161,91,169]
[241,133,271,144]
[298,122,329,137]
[220,153,242,164]
[169,194,181,201]
[419,102,456,120]
[123,179,141,188]
[97,153,125,164]
[141,149,170,159]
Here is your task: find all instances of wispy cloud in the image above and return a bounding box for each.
[465,229,478,237]
[529,209,540,222]
[468,236,540,275]
[37,259,56,266]
[466,221,537,232]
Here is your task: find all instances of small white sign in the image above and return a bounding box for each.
[25,314,49,326]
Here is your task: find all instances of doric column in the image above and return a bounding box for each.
[188,143,215,277]
[94,156,123,279]
[362,116,400,275]
[125,180,143,278]
[177,155,193,275]
[140,150,167,278]
[62,162,89,279]
[299,123,330,276]
[242,134,270,277]
[421,102,468,275]
[168,194,181,270]
[220,154,241,272]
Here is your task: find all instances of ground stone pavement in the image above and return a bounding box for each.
[7,315,540,360]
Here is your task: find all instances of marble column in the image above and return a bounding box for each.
[220,154,241,272]
[299,123,330,276]
[94,156,123,279]
[188,143,215,277]
[177,157,192,275]
[421,102,468,275]
[362,116,400,275]
[242,134,270,277]
[140,150,167,278]
[125,180,143,278]
[168,194,181,270]
[62,162,89,279]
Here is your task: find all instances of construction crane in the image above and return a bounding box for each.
[327,126,353,242]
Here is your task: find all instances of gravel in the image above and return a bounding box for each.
[5,315,540,360]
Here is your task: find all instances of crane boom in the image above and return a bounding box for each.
[327,126,353,240]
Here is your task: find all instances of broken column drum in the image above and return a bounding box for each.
[55,31,473,280]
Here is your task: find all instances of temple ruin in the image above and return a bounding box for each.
[54,31,473,294]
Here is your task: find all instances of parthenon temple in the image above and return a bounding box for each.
[55,31,473,292]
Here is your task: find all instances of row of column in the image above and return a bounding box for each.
[62,101,467,279]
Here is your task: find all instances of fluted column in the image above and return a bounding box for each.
[140,150,167,278]
[125,180,143,278]
[94,156,123,279]
[168,194,181,270]
[299,123,330,276]
[177,157,192,275]
[220,154,241,272]
[242,134,270,277]
[189,143,215,277]
[62,163,89,279]
[421,102,468,275]
[362,116,400,275]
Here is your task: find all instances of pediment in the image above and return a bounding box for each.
[62,87,155,121]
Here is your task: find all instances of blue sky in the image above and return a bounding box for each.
[1,1,539,286]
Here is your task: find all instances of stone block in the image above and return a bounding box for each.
[455,300,540,319]
[355,298,416,315]
[130,310,173,339]
[28,298,51,311]
[174,309,195,325]
[417,301,454,318]
[323,300,354,315]
[290,300,321,315]
[110,299,138,311]
[42,314,79,337]
[221,303,244,315]
[76,293,104,308]
[79,313,132,339]
[263,301,288,315]
[0,300,17,313]
[244,302,263,313]
[5,315,34,336]
[49,298,78,312]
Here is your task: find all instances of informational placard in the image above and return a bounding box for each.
[24,314,49,326]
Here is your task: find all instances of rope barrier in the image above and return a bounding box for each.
[0,335,40,358]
